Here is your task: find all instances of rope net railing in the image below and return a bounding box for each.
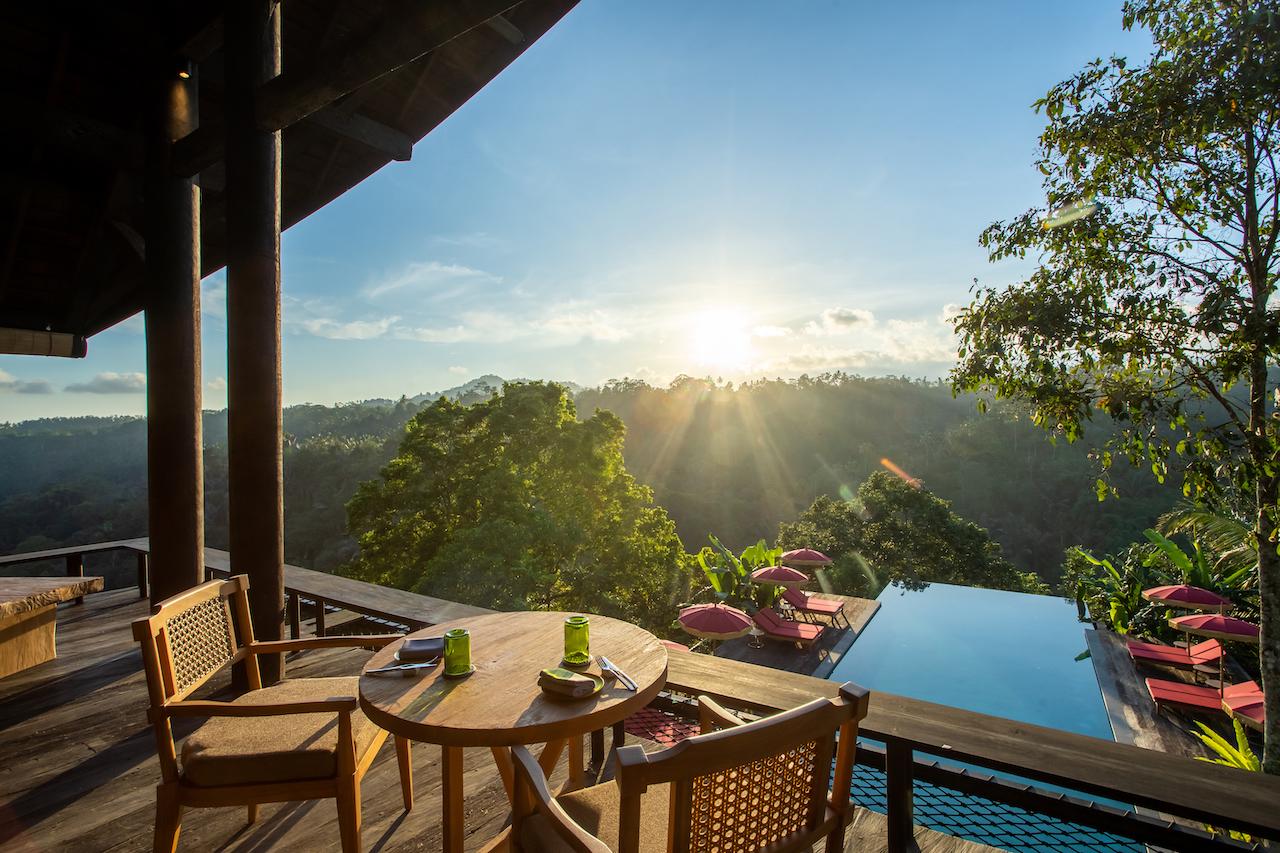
[623,700,1216,853]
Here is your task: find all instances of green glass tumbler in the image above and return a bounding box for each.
[443,628,472,677]
[563,616,590,667]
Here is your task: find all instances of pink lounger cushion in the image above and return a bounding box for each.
[782,588,844,615]
[754,607,824,640]
[1146,677,1262,713]
[1127,638,1223,667]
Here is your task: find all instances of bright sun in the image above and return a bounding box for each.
[690,308,753,372]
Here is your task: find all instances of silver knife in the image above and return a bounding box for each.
[598,656,637,691]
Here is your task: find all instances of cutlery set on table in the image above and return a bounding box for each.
[367,632,639,703]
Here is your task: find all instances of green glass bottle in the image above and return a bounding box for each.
[443,628,472,676]
[563,616,590,667]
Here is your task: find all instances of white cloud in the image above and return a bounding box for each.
[394,305,631,347]
[301,316,399,340]
[940,303,964,323]
[65,372,146,394]
[447,366,469,376]
[364,261,500,299]
[0,369,54,394]
[803,307,875,336]
[207,376,227,391]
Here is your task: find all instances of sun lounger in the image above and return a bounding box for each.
[1145,677,1261,717]
[753,606,824,648]
[781,588,850,628]
[1127,637,1223,669]
[1224,688,1266,731]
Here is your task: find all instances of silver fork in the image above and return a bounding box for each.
[596,655,637,691]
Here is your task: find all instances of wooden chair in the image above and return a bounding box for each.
[131,575,414,853]
[510,682,870,853]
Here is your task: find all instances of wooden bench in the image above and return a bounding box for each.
[0,576,104,677]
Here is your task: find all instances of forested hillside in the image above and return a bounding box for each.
[0,374,1178,583]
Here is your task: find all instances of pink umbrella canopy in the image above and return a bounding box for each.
[780,548,832,567]
[659,639,691,653]
[750,565,810,588]
[678,602,753,640]
[1169,613,1260,644]
[1141,584,1232,611]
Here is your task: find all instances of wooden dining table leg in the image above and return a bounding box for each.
[567,733,585,790]
[490,746,515,804]
[442,745,465,853]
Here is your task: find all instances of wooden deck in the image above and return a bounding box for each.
[714,593,879,677]
[0,588,524,852]
[0,587,985,853]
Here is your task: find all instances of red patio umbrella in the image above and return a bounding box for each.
[750,565,809,588]
[659,639,691,653]
[678,602,753,641]
[1168,613,1260,643]
[1142,584,1232,612]
[780,548,832,567]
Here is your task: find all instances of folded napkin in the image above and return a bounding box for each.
[538,667,597,698]
[398,636,444,662]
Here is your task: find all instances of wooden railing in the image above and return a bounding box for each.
[0,538,491,635]
[5,539,1276,852]
[665,652,1275,852]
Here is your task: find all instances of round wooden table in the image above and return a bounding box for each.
[359,611,668,853]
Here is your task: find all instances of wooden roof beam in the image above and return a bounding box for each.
[308,109,414,161]
[171,0,523,177]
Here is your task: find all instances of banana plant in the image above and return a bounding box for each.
[1072,548,1152,635]
[691,534,783,610]
[1142,528,1255,596]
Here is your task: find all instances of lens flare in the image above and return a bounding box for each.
[879,457,921,487]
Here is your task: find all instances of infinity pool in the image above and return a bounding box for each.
[829,582,1114,739]
[828,582,1136,852]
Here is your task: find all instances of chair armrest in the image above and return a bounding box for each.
[697,695,745,733]
[248,634,404,654]
[160,697,358,719]
[510,746,611,853]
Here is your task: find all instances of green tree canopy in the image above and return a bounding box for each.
[777,472,1046,599]
[344,381,688,632]
[950,0,1280,769]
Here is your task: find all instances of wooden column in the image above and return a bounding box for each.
[144,57,204,604]
[226,0,284,684]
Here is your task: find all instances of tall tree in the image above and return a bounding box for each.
[951,0,1280,769]
[344,381,688,633]
[777,472,1046,598]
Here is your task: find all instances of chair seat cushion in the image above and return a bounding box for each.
[181,676,379,787]
[520,780,671,853]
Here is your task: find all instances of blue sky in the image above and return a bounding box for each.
[1,1,1151,420]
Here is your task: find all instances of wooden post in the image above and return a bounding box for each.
[287,593,301,639]
[135,551,149,599]
[64,554,84,605]
[885,739,915,853]
[225,0,284,685]
[144,52,204,605]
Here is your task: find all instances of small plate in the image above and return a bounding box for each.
[540,672,604,701]
[394,651,441,665]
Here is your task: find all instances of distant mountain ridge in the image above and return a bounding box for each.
[357,374,583,408]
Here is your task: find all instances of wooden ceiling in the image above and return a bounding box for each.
[0,0,578,342]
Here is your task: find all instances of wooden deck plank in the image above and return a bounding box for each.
[714,593,878,677]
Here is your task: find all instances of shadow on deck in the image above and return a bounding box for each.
[0,587,984,853]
